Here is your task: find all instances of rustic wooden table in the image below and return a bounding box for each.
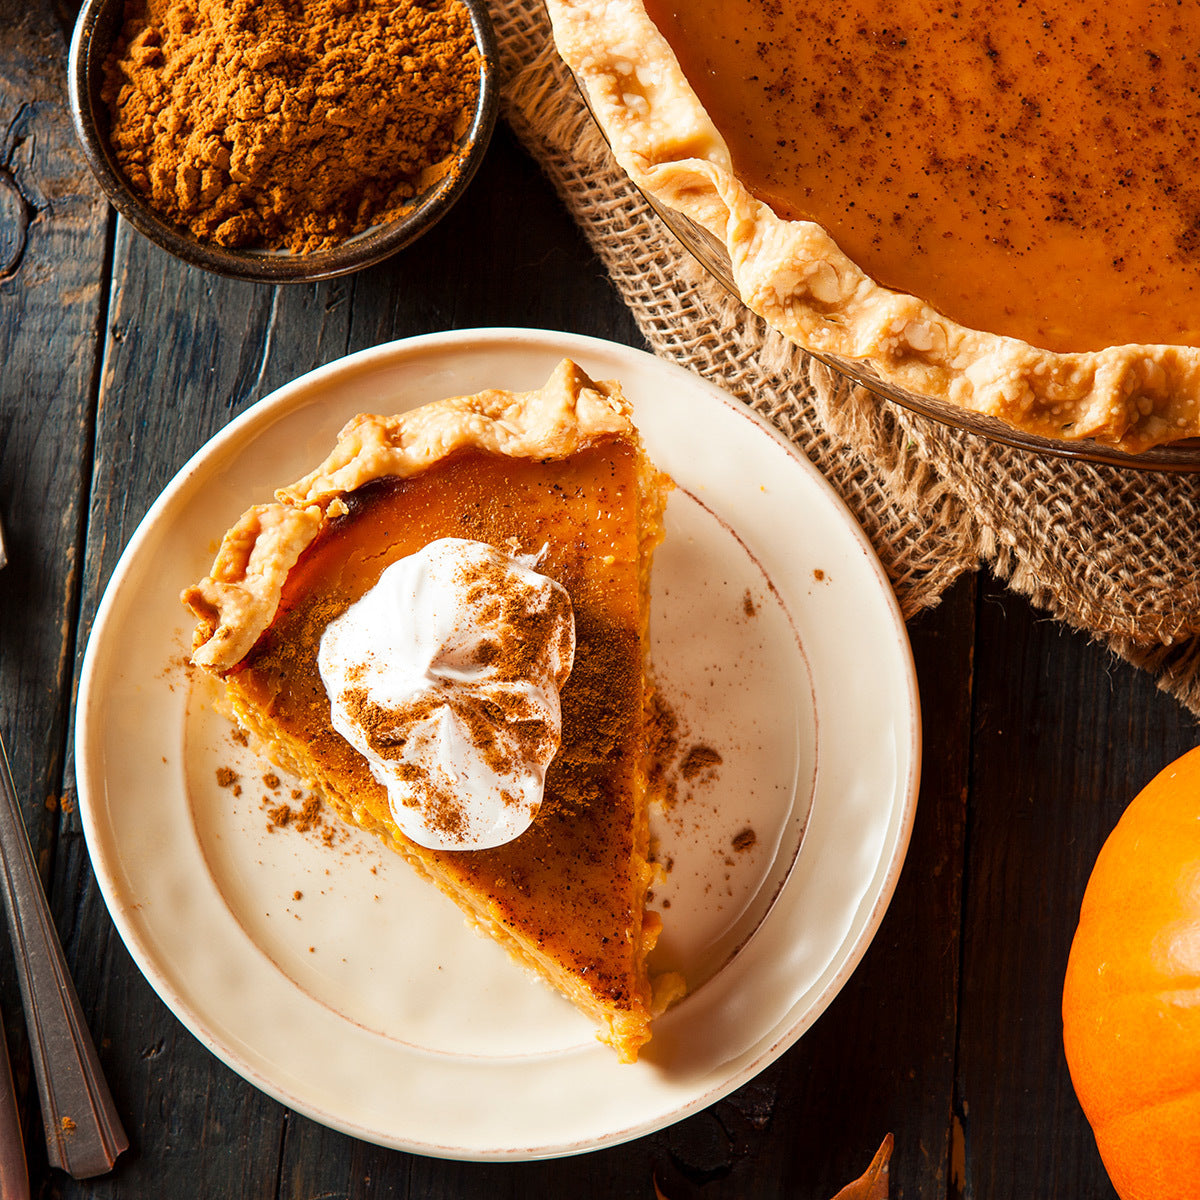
[1,4,1193,1197]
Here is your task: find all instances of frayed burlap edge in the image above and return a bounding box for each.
[491,0,1200,719]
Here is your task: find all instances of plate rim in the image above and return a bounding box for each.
[75,326,921,1159]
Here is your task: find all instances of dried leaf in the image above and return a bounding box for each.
[652,1132,893,1200]
[830,1134,893,1200]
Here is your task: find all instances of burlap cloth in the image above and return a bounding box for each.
[492,1,1200,717]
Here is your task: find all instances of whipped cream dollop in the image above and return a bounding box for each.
[317,538,575,851]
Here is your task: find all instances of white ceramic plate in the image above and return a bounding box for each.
[76,328,920,1160]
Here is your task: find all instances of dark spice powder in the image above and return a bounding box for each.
[101,0,482,252]
[680,743,722,781]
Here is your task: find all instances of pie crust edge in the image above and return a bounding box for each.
[182,358,638,672]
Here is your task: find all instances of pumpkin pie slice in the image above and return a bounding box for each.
[182,359,683,1062]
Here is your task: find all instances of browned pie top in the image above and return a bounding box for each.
[643,0,1200,354]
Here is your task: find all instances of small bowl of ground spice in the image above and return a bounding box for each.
[68,0,498,283]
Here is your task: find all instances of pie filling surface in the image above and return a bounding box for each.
[643,0,1200,355]
[182,362,681,1061]
[548,0,1200,450]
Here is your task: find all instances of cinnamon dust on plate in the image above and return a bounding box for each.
[101,0,482,251]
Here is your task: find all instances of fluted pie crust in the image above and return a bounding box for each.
[182,360,683,1061]
[546,0,1200,453]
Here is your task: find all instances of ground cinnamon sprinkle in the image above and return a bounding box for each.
[732,827,756,852]
[101,0,482,251]
[644,688,679,808]
[680,743,722,781]
[294,796,324,833]
[266,802,292,827]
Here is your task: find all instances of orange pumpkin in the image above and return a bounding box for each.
[1063,746,1200,1200]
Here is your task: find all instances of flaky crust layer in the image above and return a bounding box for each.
[546,0,1200,453]
[182,359,637,671]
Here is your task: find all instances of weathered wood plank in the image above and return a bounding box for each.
[0,0,113,1180]
[954,574,1198,1200]
[0,0,108,886]
[342,125,648,352]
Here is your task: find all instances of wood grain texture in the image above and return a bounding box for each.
[0,0,108,870]
[954,575,1199,1200]
[0,0,111,1186]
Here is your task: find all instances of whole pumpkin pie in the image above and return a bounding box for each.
[547,0,1200,452]
[182,360,683,1061]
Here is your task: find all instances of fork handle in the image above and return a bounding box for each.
[0,734,127,1178]
[0,1007,29,1200]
